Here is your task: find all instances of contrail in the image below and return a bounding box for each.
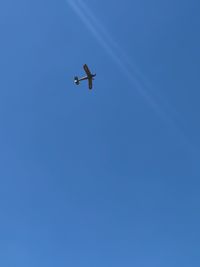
[67,0,163,112]
[75,0,186,126]
[66,0,193,149]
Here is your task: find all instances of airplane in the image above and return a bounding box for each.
[74,64,96,90]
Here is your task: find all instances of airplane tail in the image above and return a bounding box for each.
[74,76,80,85]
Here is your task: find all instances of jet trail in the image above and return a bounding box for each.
[67,0,174,117]
[66,0,192,149]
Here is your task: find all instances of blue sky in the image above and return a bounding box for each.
[0,0,200,266]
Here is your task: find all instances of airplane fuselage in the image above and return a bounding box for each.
[78,76,89,82]
[78,73,96,82]
[74,64,96,89]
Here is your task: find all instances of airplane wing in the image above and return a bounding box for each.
[83,64,92,77]
[88,78,93,89]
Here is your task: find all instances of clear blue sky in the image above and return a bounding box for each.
[0,0,200,266]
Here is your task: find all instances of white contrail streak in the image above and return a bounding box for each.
[67,0,163,113]
[66,0,193,149]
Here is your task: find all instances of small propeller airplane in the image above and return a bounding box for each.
[74,64,96,90]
